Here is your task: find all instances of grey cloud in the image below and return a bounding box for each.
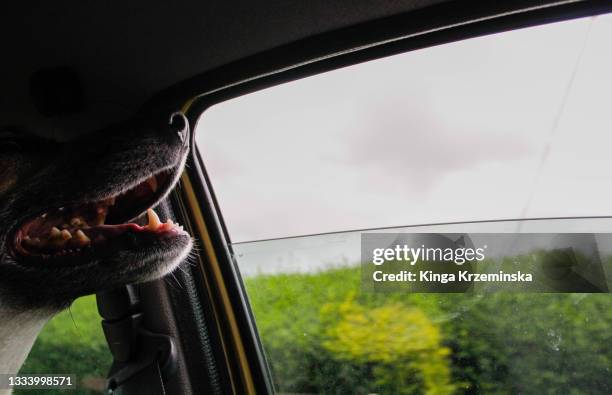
[339,98,535,190]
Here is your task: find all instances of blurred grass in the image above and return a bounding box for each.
[16,295,111,395]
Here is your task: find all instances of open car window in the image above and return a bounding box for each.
[195,13,612,395]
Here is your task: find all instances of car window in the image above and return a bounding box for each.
[196,14,612,395]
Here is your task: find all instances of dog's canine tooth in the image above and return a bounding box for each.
[147,208,161,230]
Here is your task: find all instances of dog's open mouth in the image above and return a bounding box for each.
[13,169,186,259]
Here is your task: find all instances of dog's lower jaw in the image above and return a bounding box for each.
[0,303,56,386]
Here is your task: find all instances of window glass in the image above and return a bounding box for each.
[199,14,612,243]
[234,218,612,394]
[196,14,612,395]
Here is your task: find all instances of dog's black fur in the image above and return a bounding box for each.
[0,113,192,310]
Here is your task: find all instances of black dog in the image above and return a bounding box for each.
[0,113,192,375]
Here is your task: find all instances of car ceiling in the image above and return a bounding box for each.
[4,0,600,141]
[1,0,454,140]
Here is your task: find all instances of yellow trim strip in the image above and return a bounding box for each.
[180,172,256,395]
[181,97,197,114]
[173,189,236,392]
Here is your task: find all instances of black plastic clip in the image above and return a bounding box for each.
[98,287,178,394]
[105,326,178,394]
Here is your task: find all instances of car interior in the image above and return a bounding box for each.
[2,1,612,394]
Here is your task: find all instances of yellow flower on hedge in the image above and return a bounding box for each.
[322,293,456,395]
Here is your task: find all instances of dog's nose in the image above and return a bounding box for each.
[169,112,189,145]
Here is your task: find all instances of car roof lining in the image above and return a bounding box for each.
[2,1,608,142]
[1,0,451,140]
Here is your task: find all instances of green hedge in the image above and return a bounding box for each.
[245,267,612,395]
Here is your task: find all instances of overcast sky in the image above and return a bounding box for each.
[196,13,612,243]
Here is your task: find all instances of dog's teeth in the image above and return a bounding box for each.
[147,208,161,230]
[41,213,47,219]
[49,227,61,239]
[147,176,158,192]
[60,230,72,240]
[75,230,91,244]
